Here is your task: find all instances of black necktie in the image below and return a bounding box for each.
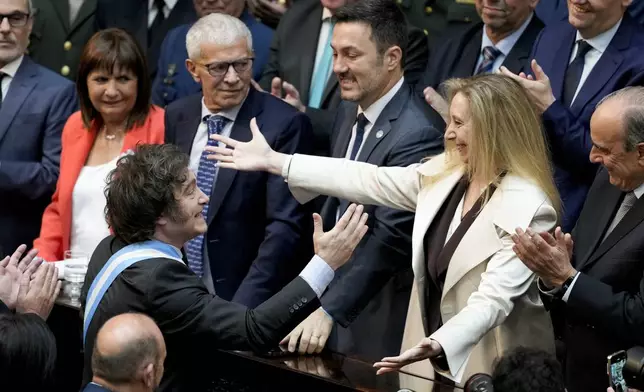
[148,0,166,46]
[563,40,593,107]
[349,113,369,161]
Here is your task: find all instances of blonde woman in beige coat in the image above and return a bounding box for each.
[206,74,559,385]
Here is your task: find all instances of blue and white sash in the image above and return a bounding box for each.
[83,240,183,345]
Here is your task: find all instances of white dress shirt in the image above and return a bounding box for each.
[69,157,118,259]
[568,18,622,105]
[475,13,534,74]
[148,0,177,27]
[0,55,23,100]
[561,180,644,302]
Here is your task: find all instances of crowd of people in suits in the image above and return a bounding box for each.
[1,0,644,391]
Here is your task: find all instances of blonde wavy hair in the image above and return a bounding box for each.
[428,74,561,216]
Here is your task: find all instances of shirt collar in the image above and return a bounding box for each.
[149,0,177,11]
[481,13,534,57]
[0,55,23,79]
[200,93,246,123]
[633,181,644,199]
[322,7,332,21]
[358,76,405,125]
[575,17,622,55]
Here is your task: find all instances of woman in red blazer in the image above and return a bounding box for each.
[35,29,165,261]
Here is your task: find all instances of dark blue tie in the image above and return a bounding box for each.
[475,46,502,75]
[350,113,369,161]
[563,40,592,107]
[185,115,229,277]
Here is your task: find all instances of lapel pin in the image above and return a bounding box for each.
[376,130,384,139]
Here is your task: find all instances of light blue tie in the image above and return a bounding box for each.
[309,21,335,108]
[185,115,229,277]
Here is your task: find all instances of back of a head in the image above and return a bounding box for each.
[0,313,57,391]
[333,0,408,65]
[91,313,165,389]
[492,347,565,392]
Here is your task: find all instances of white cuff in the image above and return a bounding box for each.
[281,155,293,181]
[298,255,335,298]
[562,272,580,303]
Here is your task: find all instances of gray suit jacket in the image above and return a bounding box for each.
[29,0,97,81]
[320,82,444,361]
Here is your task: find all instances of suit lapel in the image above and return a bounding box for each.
[50,0,71,32]
[174,97,202,156]
[581,191,644,271]
[502,17,544,74]
[207,89,261,224]
[298,7,324,104]
[570,47,622,117]
[0,58,38,144]
[549,27,577,101]
[331,104,357,158]
[455,27,483,78]
[69,0,97,35]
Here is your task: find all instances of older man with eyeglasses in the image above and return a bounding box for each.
[0,0,76,259]
[163,12,315,309]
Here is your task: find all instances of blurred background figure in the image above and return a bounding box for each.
[259,0,429,156]
[0,312,58,391]
[28,0,97,81]
[34,28,165,262]
[84,313,166,392]
[152,0,273,107]
[0,0,77,259]
[95,0,197,79]
[246,0,289,29]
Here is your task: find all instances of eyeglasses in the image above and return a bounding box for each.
[0,12,30,28]
[198,57,254,78]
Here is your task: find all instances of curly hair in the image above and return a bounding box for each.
[492,347,565,392]
[104,144,190,244]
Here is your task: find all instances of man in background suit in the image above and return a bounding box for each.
[258,0,429,156]
[28,0,97,81]
[0,0,77,258]
[95,0,197,78]
[84,313,166,392]
[164,13,314,308]
[503,0,644,232]
[152,0,273,107]
[513,88,644,392]
[279,0,444,362]
[421,0,543,91]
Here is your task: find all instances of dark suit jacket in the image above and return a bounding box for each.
[0,300,8,314]
[528,14,644,231]
[164,87,314,308]
[420,15,544,89]
[151,9,274,107]
[544,169,644,392]
[259,0,429,155]
[29,0,97,81]
[0,56,77,258]
[80,236,320,392]
[535,0,568,25]
[95,0,196,78]
[321,82,444,361]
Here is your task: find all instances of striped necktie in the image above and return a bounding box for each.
[475,46,502,75]
[185,115,229,276]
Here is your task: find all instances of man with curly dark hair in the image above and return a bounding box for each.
[492,347,565,392]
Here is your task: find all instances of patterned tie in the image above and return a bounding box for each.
[475,46,502,75]
[563,40,593,107]
[309,20,335,108]
[603,191,637,241]
[185,115,229,276]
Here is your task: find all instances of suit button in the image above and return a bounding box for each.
[423,29,428,36]
[61,65,70,76]
[293,304,299,310]
[64,41,72,51]
[395,0,402,4]
[289,308,294,313]
[301,297,307,303]
[465,17,472,22]
[425,6,433,14]
[297,300,303,306]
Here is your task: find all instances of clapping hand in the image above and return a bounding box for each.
[0,245,42,309]
[16,261,60,320]
[206,117,287,175]
[373,338,443,375]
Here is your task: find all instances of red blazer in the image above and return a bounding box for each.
[34,106,165,261]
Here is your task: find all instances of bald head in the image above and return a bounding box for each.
[92,313,166,390]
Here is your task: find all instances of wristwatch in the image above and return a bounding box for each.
[554,273,577,300]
